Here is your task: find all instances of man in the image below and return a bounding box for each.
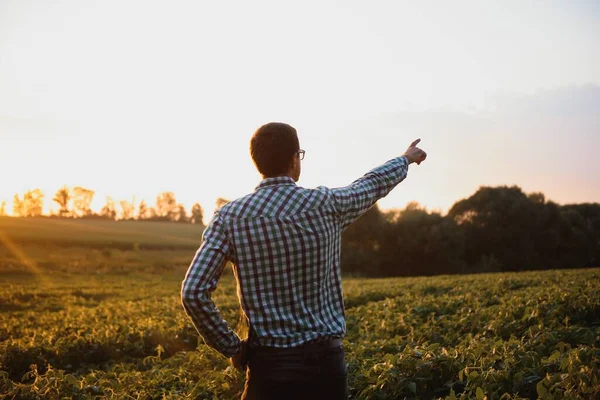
[181,122,427,399]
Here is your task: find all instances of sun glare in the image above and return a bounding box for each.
[0,231,48,282]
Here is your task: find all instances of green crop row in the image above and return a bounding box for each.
[1,268,598,399]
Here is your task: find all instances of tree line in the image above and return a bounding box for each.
[2,184,598,276]
[342,185,600,276]
[1,186,211,224]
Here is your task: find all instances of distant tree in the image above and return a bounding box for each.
[12,194,24,217]
[174,203,189,223]
[0,201,6,217]
[190,202,204,225]
[216,197,230,211]
[561,203,600,266]
[341,203,466,277]
[22,189,44,217]
[556,206,596,268]
[528,191,546,205]
[155,192,177,220]
[137,200,149,220]
[449,186,535,270]
[119,200,135,220]
[100,197,117,220]
[72,186,95,217]
[53,186,71,217]
[378,205,466,276]
[447,185,595,271]
[341,205,386,276]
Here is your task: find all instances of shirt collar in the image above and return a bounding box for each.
[255,176,297,190]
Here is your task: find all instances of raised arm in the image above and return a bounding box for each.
[181,212,241,358]
[331,138,427,229]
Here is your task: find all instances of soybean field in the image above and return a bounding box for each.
[0,218,598,399]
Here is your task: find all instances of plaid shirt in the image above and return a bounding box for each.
[181,156,409,357]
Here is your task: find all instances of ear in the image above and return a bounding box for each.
[288,154,298,171]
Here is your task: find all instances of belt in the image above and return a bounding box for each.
[249,338,342,354]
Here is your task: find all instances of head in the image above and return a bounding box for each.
[250,122,302,181]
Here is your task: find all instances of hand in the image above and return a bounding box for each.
[403,138,427,165]
[230,339,248,372]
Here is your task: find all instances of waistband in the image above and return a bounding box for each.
[248,338,342,354]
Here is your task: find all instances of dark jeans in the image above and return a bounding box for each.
[241,342,349,400]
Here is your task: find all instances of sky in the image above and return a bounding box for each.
[1,0,599,222]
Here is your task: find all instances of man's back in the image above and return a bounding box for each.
[222,176,345,348]
[182,156,409,357]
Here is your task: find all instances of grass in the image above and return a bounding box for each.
[0,216,204,249]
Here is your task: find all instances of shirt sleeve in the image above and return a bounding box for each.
[330,156,409,229]
[181,212,241,358]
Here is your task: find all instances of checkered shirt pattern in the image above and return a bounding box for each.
[181,156,409,357]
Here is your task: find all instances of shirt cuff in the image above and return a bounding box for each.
[400,155,410,167]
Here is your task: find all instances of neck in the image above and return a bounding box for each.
[262,173,294,180]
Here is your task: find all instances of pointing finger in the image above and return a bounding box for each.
[409,138,421,148]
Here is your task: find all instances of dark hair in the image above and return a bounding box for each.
[250,122,299,177]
